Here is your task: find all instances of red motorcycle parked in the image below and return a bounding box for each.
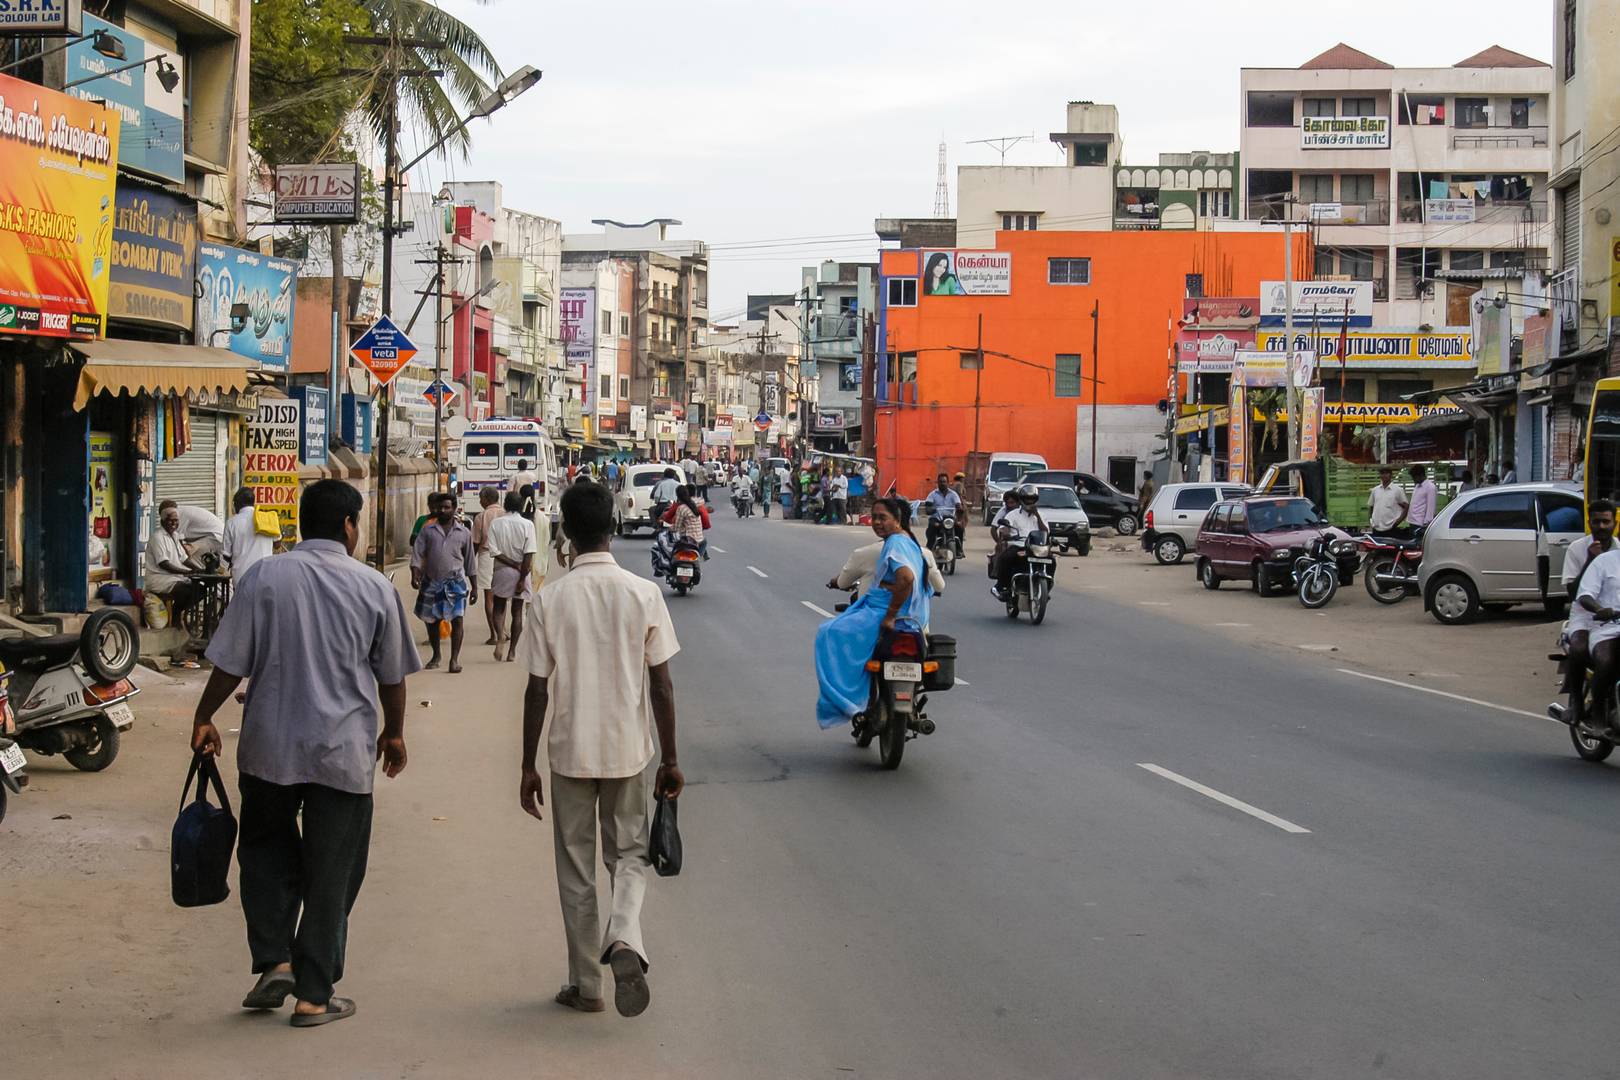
[1361,530,1424,604]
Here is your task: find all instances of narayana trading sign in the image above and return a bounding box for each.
[1257,328,1473,368]
[922,250,1011,296]
[1260,280,1372,325]
[197,243,296,368]
[272,163,361,223]
[0,0,80,33]
[68,15,183,182]
[0,71,118,339]
[1301,115,1389,150]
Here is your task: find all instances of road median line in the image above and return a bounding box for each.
[747,565,769,578]
[1334,668,1551,722]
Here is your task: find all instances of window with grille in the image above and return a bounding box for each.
[1055,354,1082,397]
[1048,258,1091,285]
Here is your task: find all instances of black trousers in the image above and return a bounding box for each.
[238,773,373,1004]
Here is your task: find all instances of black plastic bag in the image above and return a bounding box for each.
[171,752,237,907]
[649,791,682,877]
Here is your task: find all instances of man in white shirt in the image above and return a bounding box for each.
[990,487,1047,600]
[488,491,539,661]
[650,468,680,520]
[221,488,274,581]
[828,471,850,524]
[1577,534,1620,729]
[1558,499,1618,728]
[520,482,682,1019]
[145,501,202,615]
[1367,468,1409,533]
[177,502,226,563]
[511,458,539,496]
[1406,465,1438,532]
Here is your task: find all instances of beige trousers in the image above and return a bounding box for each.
[550,771,652,998]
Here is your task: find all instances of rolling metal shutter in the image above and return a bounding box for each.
[1560,181,1581,275]
[155,410,219,511]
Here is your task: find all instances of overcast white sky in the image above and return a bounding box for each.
[427,0,1552,319]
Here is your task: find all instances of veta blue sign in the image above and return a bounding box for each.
[67,14,184,182]
[197,243,296,369]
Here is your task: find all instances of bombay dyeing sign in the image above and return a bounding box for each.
[110,186,196,330]
[921,250,1011,296]
[1301,116,1390,150]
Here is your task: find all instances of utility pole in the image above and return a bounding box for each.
[330,223,345,422]
[1282,197,1299,462]
[971,313,984,464]
[371,30,400,569]
[1090,300,1100,473]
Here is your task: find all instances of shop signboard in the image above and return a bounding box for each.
[1182,297,1258,327]
[88,430,115,572]
[1176,330,1254,371]
[0,0,80,33]
[293,385,329,467]
[560,287,595,414]
[1424,198,1476,224]
[68,15,183,182]
[1521,313,1550,369]
[0,71,118,339]
[272,163,361,223]
[921,250,1011,296]
[1228,384,1248,484]
[350,315,417,386]
[243,400,301,541]
[1308,202,1342,222]
[629,404,648,437]
[1301,115,1389,150]
[197,243,296,368]
[1233,351,1291,387]
[1256,328,1472,368]
[815,410,846,431]
[1260,281,1372,325]
[1300,388,1325,459]
[110,185,196,329]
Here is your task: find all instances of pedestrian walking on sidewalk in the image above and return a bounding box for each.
[829,469,849,524]
[222,487,274,581]
[519,481,683,1018]
[472,487,502,645]
[411,493,477,672]
[190,479,420,1028]
[489,491,538,662]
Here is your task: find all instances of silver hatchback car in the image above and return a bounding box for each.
[1418,481,1586,625]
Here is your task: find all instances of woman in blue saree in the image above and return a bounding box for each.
[814,497,932,728]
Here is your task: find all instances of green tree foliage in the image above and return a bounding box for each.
[250,0,374,165]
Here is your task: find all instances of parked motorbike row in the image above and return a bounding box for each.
[0,609,141,824]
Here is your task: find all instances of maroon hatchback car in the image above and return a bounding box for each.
[1194,495,1357,595]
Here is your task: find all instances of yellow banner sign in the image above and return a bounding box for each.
[1176,401,1464,432]
[1256,329,1472,367]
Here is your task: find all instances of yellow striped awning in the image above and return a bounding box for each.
[69,339,255,411]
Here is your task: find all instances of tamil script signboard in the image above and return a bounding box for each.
[1424,198,1476,224]
[110,186,197,330]
[1256,328,1472,368]
[350,316,417,386]
[1301,116,1389,150]
[0,71,117,339]
[244,400,300,541]
[1260,280,1372,325]
[197,243,296,368]
[921,250,1011,296]
[272,163,361,223]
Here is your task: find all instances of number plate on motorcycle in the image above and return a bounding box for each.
[106,702,135,730]
[0,743,24,775]
[882,661,922,682]
[675,567,694,579]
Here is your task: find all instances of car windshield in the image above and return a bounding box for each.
[988,460,1042,482]
[1245,498,1323,532]
[1035,488,1080,509]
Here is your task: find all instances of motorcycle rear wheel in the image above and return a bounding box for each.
[1363,556,1409,605]
[1031,579,1049,625]
[1571,721,1615,762]
[877,698,905,770]
[65,717,120,772]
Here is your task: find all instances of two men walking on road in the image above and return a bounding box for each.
[520,480,684,1018]
[191,480,420,1027]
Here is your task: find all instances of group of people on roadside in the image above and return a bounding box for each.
[142,489,277,637]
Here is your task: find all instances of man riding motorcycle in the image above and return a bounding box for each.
[1555,498,1618,729]
[990,484,1048,602]
[920,473,965,556]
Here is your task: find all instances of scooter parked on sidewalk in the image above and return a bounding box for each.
[0,609,140,773]
[0,667,26,824]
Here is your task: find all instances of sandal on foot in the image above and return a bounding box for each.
[241,970,295,1010]
[610,949,650,1018]
[555,984,606,1013]
[289,997,356,1027]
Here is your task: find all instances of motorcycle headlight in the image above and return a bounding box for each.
[1029,544,1051,558]
[1331,539,1357,556]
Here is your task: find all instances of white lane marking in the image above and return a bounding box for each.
[747,565,769,578]
[1334,668,1551,722]
[955,677,970,686]
[710,546,727,554]
[1298,644,1337,652]
[1213,621,1250,628]
[1138,601,1171,607]
[800,600,834,618]
[1137,764,1311,834]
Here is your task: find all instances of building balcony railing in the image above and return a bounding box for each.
[1395,198,1547,225]
[1305,201,1390,225]
[649,294,679,316]
[1450,125,1549,150]
[1114,215,1161,230]
[814,313,858,341]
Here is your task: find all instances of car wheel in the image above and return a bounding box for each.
[1199,558,1221,590]
[1428,574,1480,625]
[1253,560,1276,597]
[1115,514,1138,536]
[1078,541,1091,557]
[1153,535,1184,565]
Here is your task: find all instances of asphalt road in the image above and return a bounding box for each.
[11,513,1620,1078]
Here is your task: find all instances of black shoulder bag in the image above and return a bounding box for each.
[171,752,238,907]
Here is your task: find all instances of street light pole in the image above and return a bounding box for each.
[373,47,399,569]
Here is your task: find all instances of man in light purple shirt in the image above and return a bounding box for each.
[411,492,477,672]
[1407,465,1438,531]
[191,480,421,1028]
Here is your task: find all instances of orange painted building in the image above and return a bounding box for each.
[875,230,1310,497]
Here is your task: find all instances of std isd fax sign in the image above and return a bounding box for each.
[350,316,417,386]
[1301,116,1389,150]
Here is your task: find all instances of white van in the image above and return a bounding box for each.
[457,419,559,518]
[616,462,680,535]
[981,452,1049,524]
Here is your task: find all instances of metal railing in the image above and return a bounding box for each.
[648,293,679,315]
[1549,268,1579,330]
[1451,125,1549,150]
[814,312,858,340]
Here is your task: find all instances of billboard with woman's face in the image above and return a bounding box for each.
[921,250,1010,296]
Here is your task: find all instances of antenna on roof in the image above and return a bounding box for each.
[967,134,1032,165]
